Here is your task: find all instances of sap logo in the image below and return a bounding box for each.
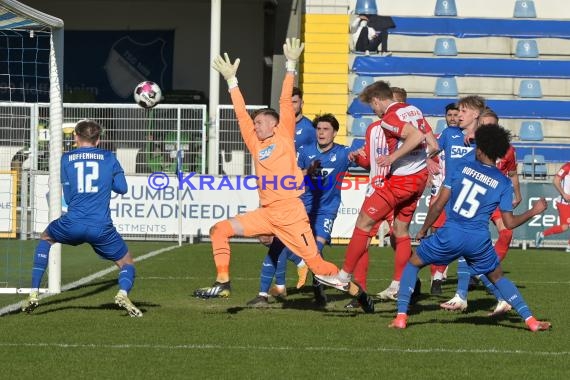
[450,145,473,158]
[259,144,275,161]
[316,167,335,178]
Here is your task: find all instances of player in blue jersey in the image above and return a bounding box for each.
[247,113,369,309]
[21,120,142,317]
[389,123,551,331]
[293,87,317,151]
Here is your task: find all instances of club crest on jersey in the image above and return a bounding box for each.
[259,144,275,160]
[450,145,474,158]
[330,154,337,162]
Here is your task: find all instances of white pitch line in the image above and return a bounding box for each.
[0,245,180,316]
[0,342,567,356]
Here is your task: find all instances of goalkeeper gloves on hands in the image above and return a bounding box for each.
[212,53,240,89]
[283,37,305,72]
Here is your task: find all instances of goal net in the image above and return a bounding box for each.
[0,0,63,295]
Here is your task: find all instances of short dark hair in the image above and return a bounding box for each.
[251,108,280,123]
[475,123,511,161]
[391,87,407,102]
[445,102,459,113]
[292,87,303,98]
[312,113,339,131]
[359,80,393,104]
[74,119,102,144]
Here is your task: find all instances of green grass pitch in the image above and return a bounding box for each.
[1,241,569,379]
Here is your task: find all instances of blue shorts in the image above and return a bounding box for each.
[46,217,128,262]
[309,212,336,243]
[416,226,499,275]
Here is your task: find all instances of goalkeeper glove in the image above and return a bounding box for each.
[283,37,305,72]
[212,53,240,89]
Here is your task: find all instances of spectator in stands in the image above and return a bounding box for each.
[535,161,570,252]
[351,14,395,56]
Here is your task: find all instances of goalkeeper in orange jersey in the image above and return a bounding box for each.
[193,38,374,312]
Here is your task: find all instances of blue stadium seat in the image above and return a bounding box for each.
[519,121,544,141]
[434,0,457,16]
[355,0,378,15]
[518,79,542,98]
[515,40,539,58]
[352,76,374,95]
[434,38,457,56]
[435,119,447,134]
[523,154,547,179]
[435,77,458,96]
[514,0,537,18]
[350,138,366,151]
[351,117,372,137]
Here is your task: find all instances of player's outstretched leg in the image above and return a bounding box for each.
[389,262,420,329]
[114,263,142,317]
[21,291,40,314]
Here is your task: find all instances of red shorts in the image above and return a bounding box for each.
[361,169,429,224]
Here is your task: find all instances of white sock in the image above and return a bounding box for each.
[338,269,351,282]
[390,280,400,289]
[297,260,306,268]
[433,271,444,281]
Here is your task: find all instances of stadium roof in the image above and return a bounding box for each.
[0,0,63,30]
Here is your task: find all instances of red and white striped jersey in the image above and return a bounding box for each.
[555,162,570,205]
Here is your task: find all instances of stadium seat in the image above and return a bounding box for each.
[355,0,378,15]
[434,0,457,16]
[220,150,245,176]
[115,148,140,174]
[351,117,372,137]
[352,76,374,95]
[522,154,547,179]
[519,121,544,141]
[434,38,457,56]
[435,77,458,96]
[515,40,539,58]
[514,0,537,18]
[435,119,447,134]
[518,79,542,98]
[350,138,365,151]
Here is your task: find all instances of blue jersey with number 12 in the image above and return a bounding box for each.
[443,158,513,231]
[61,146,127,226]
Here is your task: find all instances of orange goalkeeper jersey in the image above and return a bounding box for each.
[230,73,304,206]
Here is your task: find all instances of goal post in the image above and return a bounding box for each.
[0,0,63,294]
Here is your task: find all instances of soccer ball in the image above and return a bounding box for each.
[133,81,162,109]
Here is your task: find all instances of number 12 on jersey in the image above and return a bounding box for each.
[74,161,99,193]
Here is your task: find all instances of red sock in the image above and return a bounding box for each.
[393,236,411,281]
[495,229,513,262]
[431,264,446,277]
[544,225,565,237]
[342,227,370,273]
[353,249,369,291]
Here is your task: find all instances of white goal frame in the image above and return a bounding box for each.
[0,0,63,294]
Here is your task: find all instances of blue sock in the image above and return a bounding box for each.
[260,253,277,293]
[118,264,135,293]
[31,240,51,289]
[456,258,470,300]
[477,274,503,301]
[494,277,532,320]
[286,249,303,266]
[275,249,289,286]
[396,263,420,314]
[316,241,325,256]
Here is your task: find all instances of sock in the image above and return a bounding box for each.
[342,227,370,273]
[31,240,51,289]
[260,253,277,293]
[495,229,513,261]
[544,225,565,237]
[118,264,135,293]
[393,236,411,280]
[456,258,470,300]
[286,249,303,266]
[431,264,446,279]
[352,248,369,291]
[210,220,234,282]
[274,249,288,287]
[396,263,420,314]
[477,274,503,301]
[494,277,532,320]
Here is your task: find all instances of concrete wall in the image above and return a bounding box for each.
[24,0,267,104]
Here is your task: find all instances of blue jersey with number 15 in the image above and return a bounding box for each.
[61,146,127,226]
[443,158,513,232]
